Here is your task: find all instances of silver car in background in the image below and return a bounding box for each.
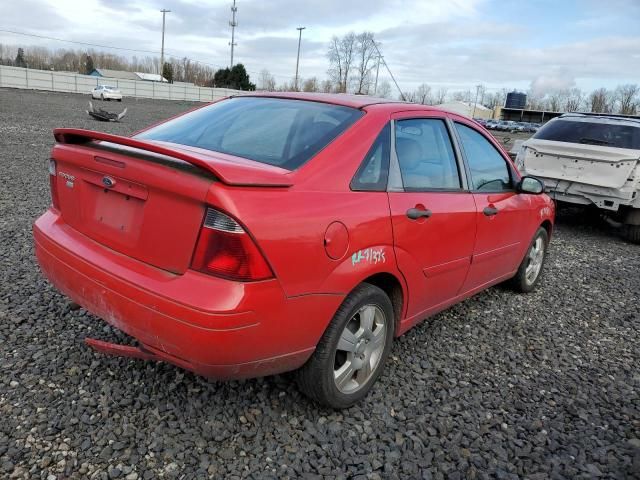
[91,85,123,101]
[516,113,640,243]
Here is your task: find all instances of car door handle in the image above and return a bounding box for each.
[483,206,499,216]
[406,207,432,220]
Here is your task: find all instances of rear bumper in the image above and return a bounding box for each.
[537,177,639,211]
[33,209,343,379]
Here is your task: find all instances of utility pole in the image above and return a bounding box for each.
[372,41,405,101]
[472,84,481,118]
[294,27,306,91]
[373,54,381,95]
[229,0,238,68]
[160,9,171,78]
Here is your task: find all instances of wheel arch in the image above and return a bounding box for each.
[359,272,405,336]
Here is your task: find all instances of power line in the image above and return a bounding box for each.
[0,28,294,80]
[0,29,163,55]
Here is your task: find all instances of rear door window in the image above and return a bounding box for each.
[136,97,364,170]
[395,118,461,190]
[534,119,640,150]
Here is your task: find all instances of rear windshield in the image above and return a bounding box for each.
[136,97,364,170]
[534,119,640,150]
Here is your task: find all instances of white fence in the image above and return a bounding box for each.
[0,65,242,102]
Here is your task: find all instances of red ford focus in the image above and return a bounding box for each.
[34,93,554,408]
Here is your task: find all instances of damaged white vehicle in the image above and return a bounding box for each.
[516,113,640,243]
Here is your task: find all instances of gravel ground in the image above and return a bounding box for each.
[1,89,639,480]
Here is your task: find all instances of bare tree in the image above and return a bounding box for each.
[321,79,334,93]
[547,92,565,112]
[302,76,320,92]
[327,33,356,93]
[353,32,378,94]
[433,88,448,105]
[484,91,505,109]
[414,83,432,104]
[277,79,297,92]
[476,84,486,106]
[376,80,392,98]
[588,88,610,113]
[259,69,276,91]
[564,88,584,112]
[615,84,639,115]
[524,88,548,110]
[452,91,467,102]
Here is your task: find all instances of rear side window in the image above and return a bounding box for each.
[534,119,640,150]
[351,123,390,191]
[395,118,461,190]
[454,122,512,192]
[136,97,364,170]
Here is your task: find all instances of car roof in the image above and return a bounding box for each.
[559,113,640,128]
[234,91,414,109]
[231,91,480,118]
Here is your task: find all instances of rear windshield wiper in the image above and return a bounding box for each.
[579,137,611,146]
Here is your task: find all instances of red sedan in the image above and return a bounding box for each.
[34,93,554,408]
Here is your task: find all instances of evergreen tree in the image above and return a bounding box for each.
[15,48,26,68]
[162,62,174,83]
[213,64,255,90]
[84,55,94,75]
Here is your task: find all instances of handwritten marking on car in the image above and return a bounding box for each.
[352,248,386,266]
[58,171,75,188]
[539,206,552,218]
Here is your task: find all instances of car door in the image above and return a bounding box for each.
[451,119,530,293]
[387,112,476,320]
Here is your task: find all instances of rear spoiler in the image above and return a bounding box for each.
[53,128,293,187]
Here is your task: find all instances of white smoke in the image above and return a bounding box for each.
[530,73,576,97]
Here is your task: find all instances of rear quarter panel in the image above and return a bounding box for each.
[207,183,400,298]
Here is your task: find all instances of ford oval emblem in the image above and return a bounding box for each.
[102,176,116,188]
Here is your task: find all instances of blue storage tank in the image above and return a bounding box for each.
[505,91,527,109]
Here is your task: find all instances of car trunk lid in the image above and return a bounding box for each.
[522,139,640,189]
[51,128,292,274]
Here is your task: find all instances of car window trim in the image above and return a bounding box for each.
[450,118,519,194]
[388,115,470,193]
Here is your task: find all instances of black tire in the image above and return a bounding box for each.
[117,99,122,102]
[296,283,394,409]
[511,227,549,293]
[623,224,640,244]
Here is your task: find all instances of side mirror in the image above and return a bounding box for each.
[517,176,544,195]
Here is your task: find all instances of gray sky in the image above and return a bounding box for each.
[1,0,639,94]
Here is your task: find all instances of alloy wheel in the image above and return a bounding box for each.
[333,304,387,394]
[525,236,545,285]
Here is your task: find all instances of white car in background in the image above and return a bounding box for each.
[516,113,640,243]
[91,85,123,101]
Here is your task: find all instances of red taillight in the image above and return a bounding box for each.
[49,159,60,210]
[191,208,273,281]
